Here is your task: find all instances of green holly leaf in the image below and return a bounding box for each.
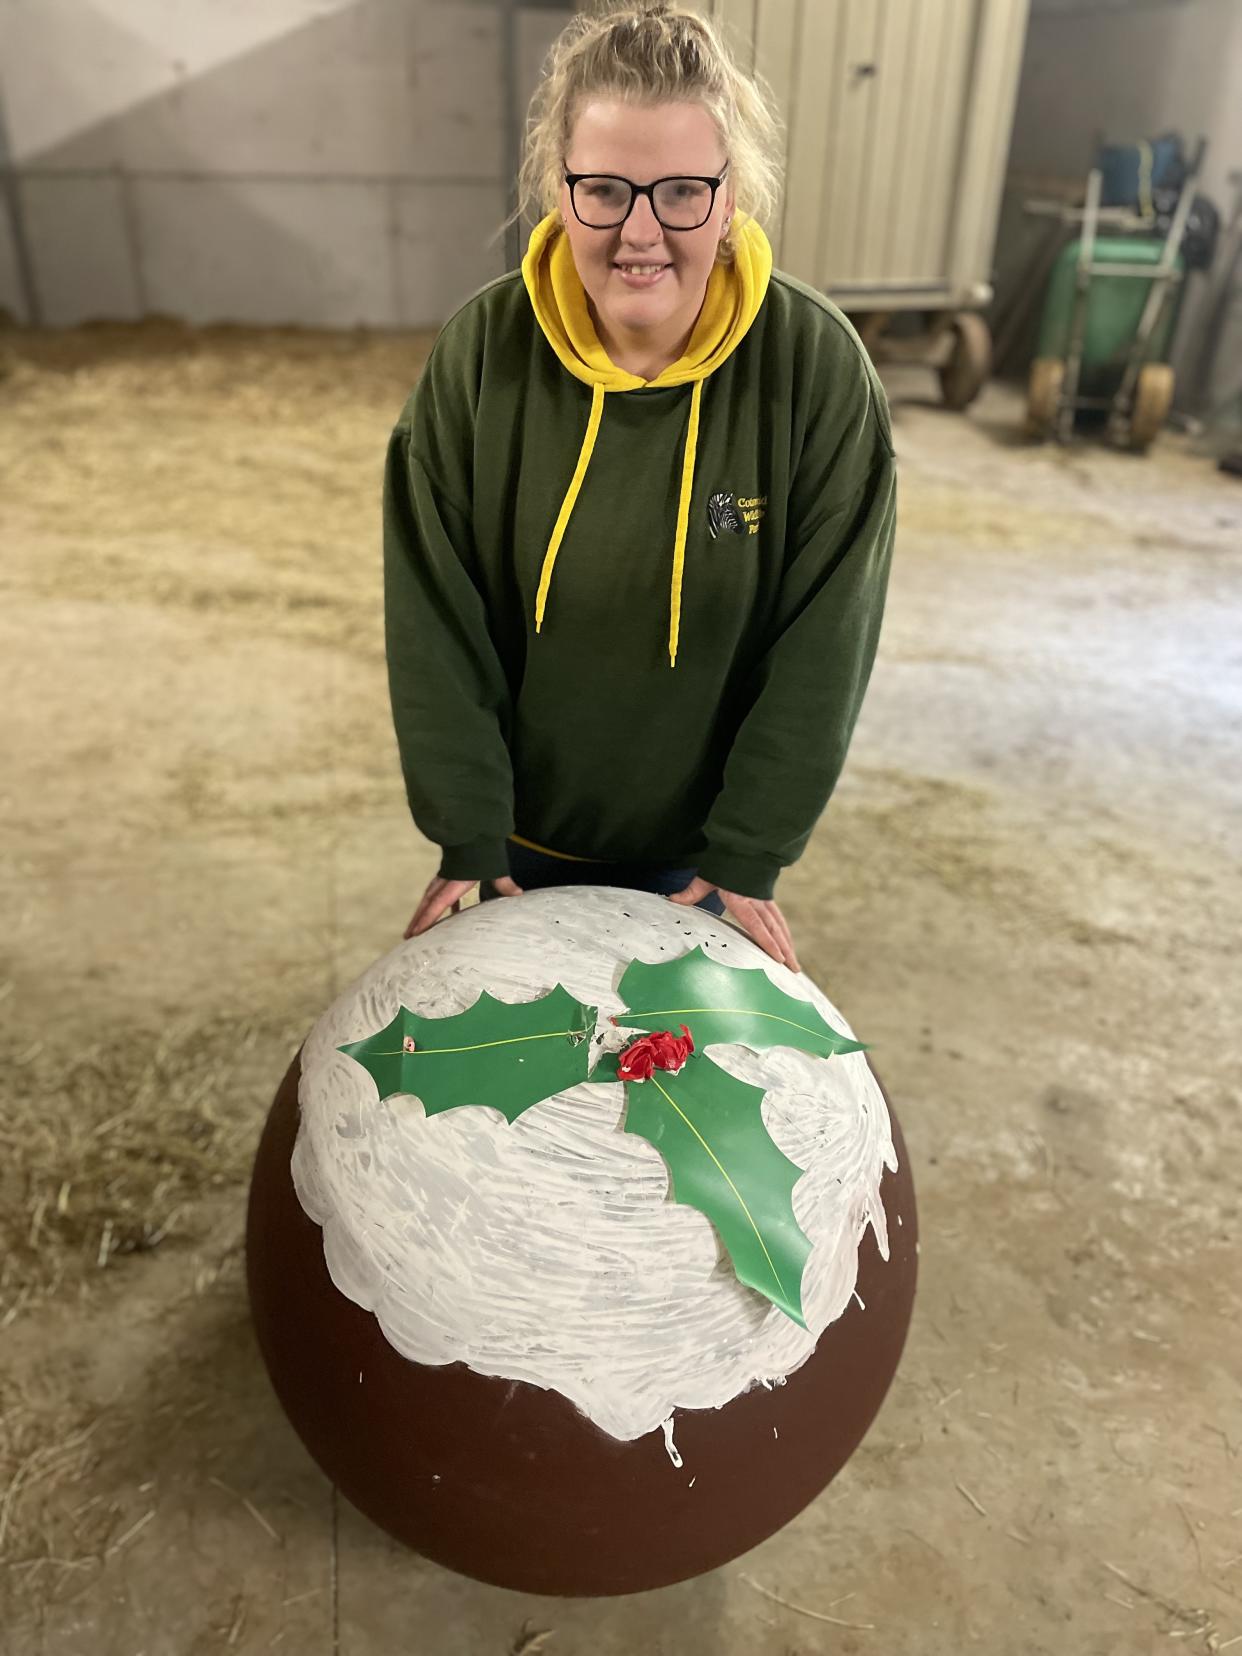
[622,1053,811,1326]
[338,984,597,1123]
[613,946,864,1059]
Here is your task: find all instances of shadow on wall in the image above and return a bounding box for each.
[0,0,520,328]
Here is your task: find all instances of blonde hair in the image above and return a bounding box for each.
[517,3,783,262]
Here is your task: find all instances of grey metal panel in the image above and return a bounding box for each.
[9,1,505,182]
[133,175,395,326]
[505,3,575,269]
[393,179,508,325]
[0,74,39,322]
[117,3,501,184]
[20,173,141,324]
[0,198,27,322]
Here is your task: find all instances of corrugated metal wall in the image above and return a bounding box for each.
[700,0,1029,307]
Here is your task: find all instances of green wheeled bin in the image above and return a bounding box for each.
[1027,237,1184,448]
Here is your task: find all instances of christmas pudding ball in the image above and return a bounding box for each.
[246,886,917,1596]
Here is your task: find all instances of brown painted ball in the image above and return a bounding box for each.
[247,1048,917,1596]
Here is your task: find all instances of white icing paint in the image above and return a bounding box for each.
[661,1416,684,1469]
[291,886,897,1442]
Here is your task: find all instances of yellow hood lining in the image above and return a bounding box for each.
[522,214,773,666]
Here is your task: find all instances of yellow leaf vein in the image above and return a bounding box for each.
[649,1074,786,1299]
[626,1005,827,1040]
[373,1029,580,1056]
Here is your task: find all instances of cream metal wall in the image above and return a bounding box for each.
[699,0,1031,311]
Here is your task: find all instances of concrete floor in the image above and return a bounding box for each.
[1,328,1240,1656]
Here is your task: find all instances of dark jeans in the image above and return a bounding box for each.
[480,840,725,916]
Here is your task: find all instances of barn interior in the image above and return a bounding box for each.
[2,3,1240,1653]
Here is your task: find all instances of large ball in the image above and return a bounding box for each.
[246,887,917,1595]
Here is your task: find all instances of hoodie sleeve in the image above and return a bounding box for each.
[383,343,516,883]
[696,355,896,901]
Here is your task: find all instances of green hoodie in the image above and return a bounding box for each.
[383,217,895,901]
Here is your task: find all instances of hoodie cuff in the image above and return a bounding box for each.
[438,837,512,883]
[696,847,783,902]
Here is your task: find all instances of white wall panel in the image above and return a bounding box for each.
[0,0,360,166]
[0,0,519,326]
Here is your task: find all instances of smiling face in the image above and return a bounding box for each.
[559,97,734,375]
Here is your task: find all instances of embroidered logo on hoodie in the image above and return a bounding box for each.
[708,491,767,538]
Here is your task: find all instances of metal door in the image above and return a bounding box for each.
[700,0,1030,310]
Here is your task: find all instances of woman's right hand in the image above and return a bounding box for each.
[404,875,523,939]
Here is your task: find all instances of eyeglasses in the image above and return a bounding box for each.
[564,166,729,231]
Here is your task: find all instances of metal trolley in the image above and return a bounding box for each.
[1023,142,1205,450]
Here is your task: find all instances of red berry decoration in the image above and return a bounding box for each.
[616,1023,694,1082]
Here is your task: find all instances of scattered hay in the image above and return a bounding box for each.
[0,1010,302,1320]
[0,1379,111,1623]
[0,1004,303,1613]
[509,1622,555,1655]
[0,320,432,660]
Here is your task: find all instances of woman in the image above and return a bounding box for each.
[384,3,896,973]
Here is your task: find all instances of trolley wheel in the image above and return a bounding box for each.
[1128,363,1175,452]
[1026,357,1066,440]
[938,313,992,410]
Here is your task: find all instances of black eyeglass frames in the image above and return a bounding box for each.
[564,167,730,232]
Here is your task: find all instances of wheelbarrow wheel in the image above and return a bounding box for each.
[1026,358,1065,440]
[939,313,992,410]
[1128,363,1174,452]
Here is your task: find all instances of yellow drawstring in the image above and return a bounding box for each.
[669,380,702,668]
[535,377,703,666]
[534,382,605,633]
[507,832,596,863]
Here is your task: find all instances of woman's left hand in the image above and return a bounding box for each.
[668,879,801,973]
